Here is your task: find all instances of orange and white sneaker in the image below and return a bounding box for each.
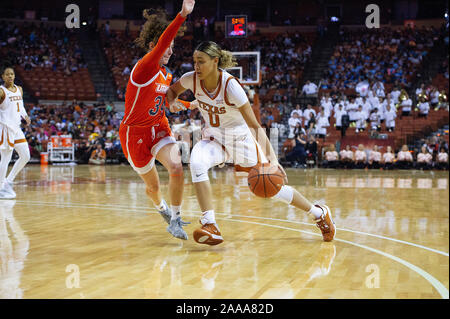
[314,204,336,242]
[193,221,224,246]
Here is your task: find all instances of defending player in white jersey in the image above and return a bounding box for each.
[0,67,31,199]
[167,41,335,246]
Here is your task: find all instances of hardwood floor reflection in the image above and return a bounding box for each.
[0,165,448,298]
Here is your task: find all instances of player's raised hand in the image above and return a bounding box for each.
[180,0,195,17]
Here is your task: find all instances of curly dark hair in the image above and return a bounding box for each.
[134,8,186,51]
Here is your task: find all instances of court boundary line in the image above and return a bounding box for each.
[9,200,449,299]
[216,218,449,299]
[12,200,449,257]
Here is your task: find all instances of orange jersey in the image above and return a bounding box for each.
[121,13,186,127]
[122,66,173,126]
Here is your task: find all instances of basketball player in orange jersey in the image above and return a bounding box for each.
[167,41,336,245]
[118,0,195,240]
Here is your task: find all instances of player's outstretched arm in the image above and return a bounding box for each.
[180,0,195,17]
[133,0,195,84]
[167,80,188,112]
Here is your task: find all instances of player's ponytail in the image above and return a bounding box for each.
[195,41,237,69]
[218,49,237,69]
[135,8,186,51]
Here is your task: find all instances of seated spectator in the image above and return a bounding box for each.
[284,133,307,168]
[303,104,316,123]
[436,90,448,110]
[382,146,396,170]
[416,95,430,118]
[334,104,347,131]
[302,80,318,97]
[315,111,329,139]
[396,145,414,169]
[369,108,381,132]
[416,146,433,170]
[384,104,397,132]
[355,106,366,133]
[436,147,449,170]
[415,83,426,99]
[368,145,382,169]
[320,95,333,119]
[281,135,295,159]
[89,143,107,165]
[323,144,339,168]
[339,145,354,169]
[288,112,302,137]
[429,87,440,108]
[399,91,413,117]
[306,135,318,167]
[346,98,358,123]
[391,87,401,104]
[290,104,302,117]
[354,144,367,169]
[305,120,316,139]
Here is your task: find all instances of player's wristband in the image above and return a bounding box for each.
[177,99,191,109]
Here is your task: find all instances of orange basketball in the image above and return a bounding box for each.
[247,163,285,198]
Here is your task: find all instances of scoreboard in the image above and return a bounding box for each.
[225,15,248,38]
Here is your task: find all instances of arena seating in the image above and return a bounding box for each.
[318,107,449,151]
[15,66,96,100]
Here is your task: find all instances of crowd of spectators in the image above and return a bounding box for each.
[319,26,444,91]
[320,141,449,170]
[22,100,124,164]
[0,21,87,75]
[283,80,448,143]
[101,27,313,102]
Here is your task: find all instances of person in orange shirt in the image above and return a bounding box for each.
[118,0,196,240]
[89,143,106,165]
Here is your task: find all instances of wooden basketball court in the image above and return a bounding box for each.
[1,165,448,299]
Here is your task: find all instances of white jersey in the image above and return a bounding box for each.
[180,70,249,142]
[0,85,27,133]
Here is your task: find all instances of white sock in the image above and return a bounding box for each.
[308,205,324,219]
[155,200,167,212]
[201,210,215,225]
[170,205,181,220]
[6,142,30,183]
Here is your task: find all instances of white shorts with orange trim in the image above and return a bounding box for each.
[0,125,26,151]
[190,133,268,183]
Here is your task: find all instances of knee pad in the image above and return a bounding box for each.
[273,185,294,204]
[190,161,210,183]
